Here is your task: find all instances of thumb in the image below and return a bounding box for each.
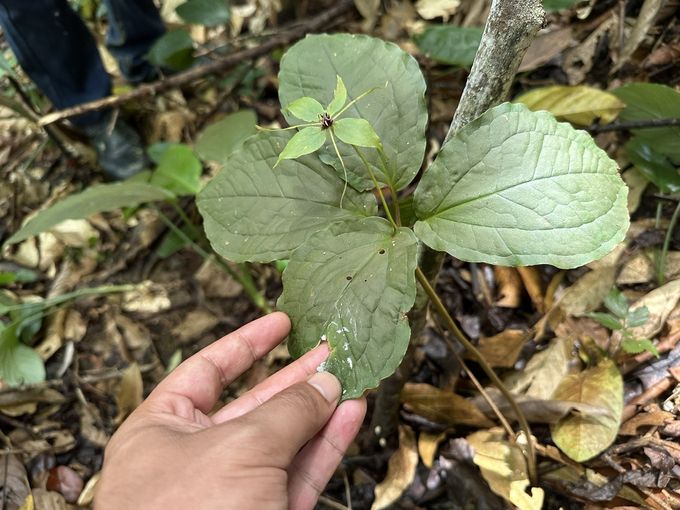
[232,371,342,467]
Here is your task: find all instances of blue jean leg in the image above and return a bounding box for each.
[0,0,110,128]
[103,0,166,83]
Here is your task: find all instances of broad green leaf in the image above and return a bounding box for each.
[626,305,650,328]
[332,118,383,151]
[285,97,324,123]
[279,34,427,192]
[604,286,629,319]
[279,217,418,401]
[150,145,202,195]
[551,358,623,462]
[611,83,680,164]
[413,103,629,269]
[543,0,581,12]
[5,183,174,246]
[413,25,483,67]
[0,319,45,386]
[274,127,327,167]
[194,110,257,164]
[175,0,230,26]
[587,312,623,331]
[197,130,377,263]
[625,139,680,194]
[148,141,185,165]
[621,335,659,356]
[144,30,194,70]
[327,75,347,117]
[515,85,624,125]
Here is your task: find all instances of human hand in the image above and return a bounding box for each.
[94,312,366,510]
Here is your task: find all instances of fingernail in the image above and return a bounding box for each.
[308,371,341,402]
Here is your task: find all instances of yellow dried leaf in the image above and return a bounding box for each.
[371,425,418,510]
[467,428,544,510]
[418,431,446,469]
[515,85,624,125]
[401,383,495,428]
[477,330,527,368]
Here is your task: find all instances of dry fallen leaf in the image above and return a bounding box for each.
[418,431,447,469]
[619,409,675,436]
[76,472,100,507]
[466,428,544,510]
[0,454,31,510]
[171,309,219,344]
[401,383,495,428]
[114,362,143,426]
[371,425,419,510]
[626,279,680,340]
[494,266,523,308]
[477,330,527,368]
[558,267,616,317]
[414,0,460,20]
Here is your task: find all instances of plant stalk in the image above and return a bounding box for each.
[415,267,538,486]
[369,0,545,484]
[658,200,680,286]
[353,145,398,230]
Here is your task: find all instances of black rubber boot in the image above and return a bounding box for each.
[83,112,148,180]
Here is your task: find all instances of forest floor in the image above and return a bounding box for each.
[1,0,680,508]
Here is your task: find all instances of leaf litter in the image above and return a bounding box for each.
[0,0,679,508]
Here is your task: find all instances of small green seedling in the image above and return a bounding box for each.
[589,286,658,357]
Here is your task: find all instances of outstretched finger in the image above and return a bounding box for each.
[288,397,367,510]
[210,342,330,424]
[147,312,291,414]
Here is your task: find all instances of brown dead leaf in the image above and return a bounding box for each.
[114,363,143,426]
[401,383,495,428]
[48,219,99,248]
[0,454,31,510]
[625,279,680,340]
[619,409,675,436]
[505,335,576,399]
[418,432,447,469]
[517,267,544,313]
[121,281,171,313]
[519,27,573,72]
[643,41,680,68]
[559,267,616,317]
[371,425,418,510]
[477,330,527,368]
[494,266,522,308]
[171,309,218,344]
[77,401,110,448]
[466,428,544,510]
[195,260,244,299]
[618,250,680,286]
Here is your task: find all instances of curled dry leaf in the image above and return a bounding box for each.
[418,431,447,469]
[622,279,680,340]
[401,382,495,428]
[466,428,544,510]
[371,425,419,510]
[517,266,545,314]
[551,358,623,462]
[114,362,143,426]
[414,0,460,20]
[494,266,522,308]
[0,454,31,509]
[76,472,100,507]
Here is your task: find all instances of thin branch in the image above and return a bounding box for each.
[38,0,356,126]
[587,118,680,133]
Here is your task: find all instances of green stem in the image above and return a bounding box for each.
[352,145,398,230]
[169,200,195,230]
[389,184,402,228]
[152,205,271,314]
[414,266,538,487]
[659,200,680,287]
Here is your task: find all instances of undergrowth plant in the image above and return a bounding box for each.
[197,33,630,401]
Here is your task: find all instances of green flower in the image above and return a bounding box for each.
[270,76,384,168]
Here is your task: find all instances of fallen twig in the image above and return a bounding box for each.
[37,0,356,126]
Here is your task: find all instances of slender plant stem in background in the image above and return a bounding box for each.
[655,200,663,285]
[659,200,680,286]
[352,145,398,230]
[151,205,271,313]
[415,267,538,486]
